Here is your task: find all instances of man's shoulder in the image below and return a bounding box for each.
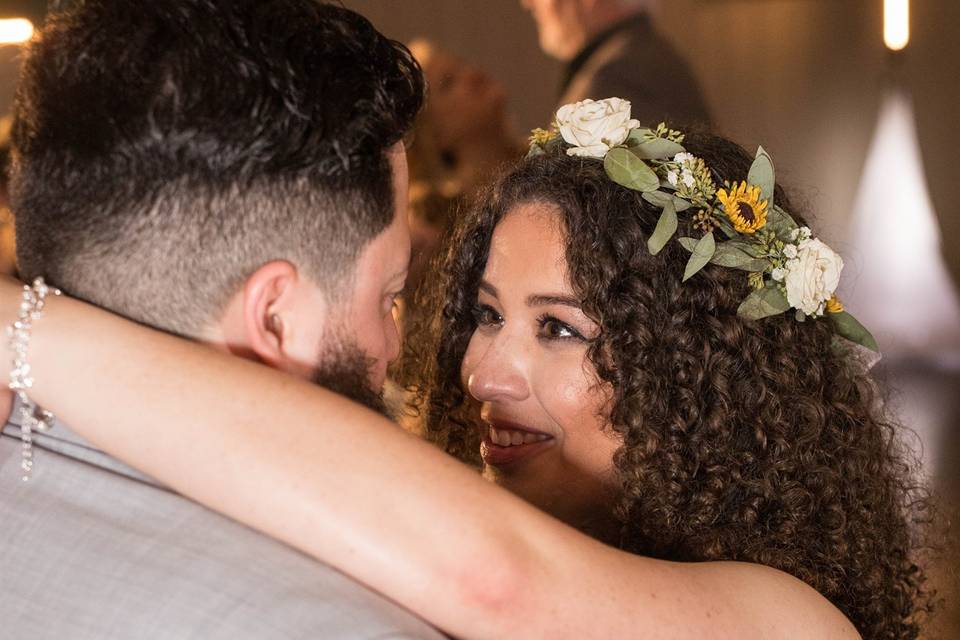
[0,430,443,639]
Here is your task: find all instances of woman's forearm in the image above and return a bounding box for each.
[1,282,626,638]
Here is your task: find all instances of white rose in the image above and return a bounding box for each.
[556,98,640,159]
[784,238,844,316]
[771,267,787,282]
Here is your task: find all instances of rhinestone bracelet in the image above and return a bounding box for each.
[7,277,60,482]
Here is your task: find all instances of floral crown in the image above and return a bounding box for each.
[527,97,877,352]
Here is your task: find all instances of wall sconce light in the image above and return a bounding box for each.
[0,18,33,45]
[884,0,910,51]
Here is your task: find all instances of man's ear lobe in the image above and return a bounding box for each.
[242,260,299,370]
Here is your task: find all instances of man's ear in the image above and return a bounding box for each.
[241,260,310,372]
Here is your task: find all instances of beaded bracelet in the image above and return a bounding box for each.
[7,277,60,482]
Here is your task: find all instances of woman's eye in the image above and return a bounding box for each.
[538,316,583,342]
[471,303,502,327]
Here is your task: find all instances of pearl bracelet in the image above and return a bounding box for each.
[7,277,60,482]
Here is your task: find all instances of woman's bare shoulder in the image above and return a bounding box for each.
[672,560,862,640]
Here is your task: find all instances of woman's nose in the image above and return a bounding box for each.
[464,335,530,403]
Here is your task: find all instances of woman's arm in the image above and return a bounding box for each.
[1,279,859,640]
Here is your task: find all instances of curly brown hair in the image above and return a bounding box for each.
[399,131,934,639]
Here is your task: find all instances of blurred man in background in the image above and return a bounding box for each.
[522,0,712,127]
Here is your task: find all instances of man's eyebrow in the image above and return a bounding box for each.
[526,294,581,308]
[389,267,409,288]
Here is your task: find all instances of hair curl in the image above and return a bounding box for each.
[402,131,934,639]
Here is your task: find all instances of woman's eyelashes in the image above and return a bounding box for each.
[536,314,586,342]
[471,302,586,343]
[472,303,503,328]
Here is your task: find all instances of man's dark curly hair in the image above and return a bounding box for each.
[405,131,934,639]
[12,0,423,335]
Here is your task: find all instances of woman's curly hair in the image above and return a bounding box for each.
[400,131,934,639]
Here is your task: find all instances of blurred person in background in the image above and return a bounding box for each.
[400,40,523,336]
[522,0,712,127]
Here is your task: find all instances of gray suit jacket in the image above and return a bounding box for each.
[0,408,445,639]
[559,14,712,129]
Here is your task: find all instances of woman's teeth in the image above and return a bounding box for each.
[488,427,550,447]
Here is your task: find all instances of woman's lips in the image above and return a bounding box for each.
[479,420,555,468]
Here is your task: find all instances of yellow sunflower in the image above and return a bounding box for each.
[825,295,844,314]
[717,181,768,234]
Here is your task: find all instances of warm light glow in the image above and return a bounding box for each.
[0,18,33,45]
[884,0,910,51]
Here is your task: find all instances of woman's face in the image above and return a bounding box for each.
[460,202,621,538]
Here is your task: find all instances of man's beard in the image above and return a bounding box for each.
[310,337,391,419]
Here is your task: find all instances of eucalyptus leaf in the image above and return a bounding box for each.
[604,148,660,192]
[642,190,671,207]
[625,128,654,146]
[710,242,771,271]
[642,190,692,212]
[647,202,678,255]
[678,237,698,252]
[830,311,880,352]
[682,232,716,282]
[737,285,791,320]
[631,137,685,160]
[766,205,799,240]
[748,146,776,207]
[716,217,737,239]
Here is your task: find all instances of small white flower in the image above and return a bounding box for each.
[783,244,798,259]
[783,237,844,316]
[771,267,787,282]
[673,152,694,165]
[556,98,641,159]
[681,169,696,188]
[790,226,812,243]
[666,170,679,187]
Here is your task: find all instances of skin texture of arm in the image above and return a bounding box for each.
[0,278,860,640]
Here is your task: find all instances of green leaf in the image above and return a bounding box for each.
[631,137,685,160]
[682,232,716,281]
[737,284,791,320]
[678,237,698,252]
[765,205,799,240]
[830,311,879,352]
[710,241,771,271]
[604,148,660,192]
[716,216,737,239]
[748,146,776,207]
[625,128,654,146]
[642,190,692,212]
[647,202,678,255]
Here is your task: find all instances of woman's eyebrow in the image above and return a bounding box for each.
[478,280,498,298]
[526,294,580,308]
